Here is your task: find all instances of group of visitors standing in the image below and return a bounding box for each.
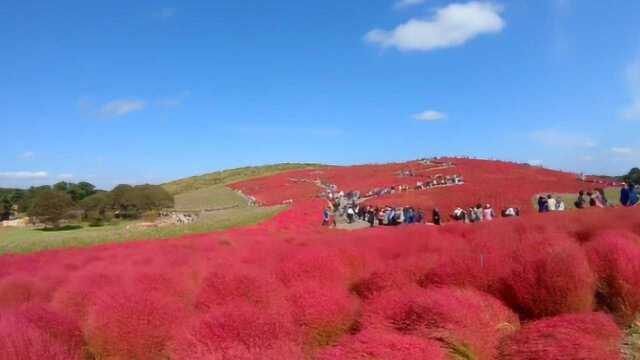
[450,204,501,224]
[366,206,426,227]
[537,184,639,213]
[537,195,567,212]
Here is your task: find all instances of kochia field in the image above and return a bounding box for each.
[1,158,638,359]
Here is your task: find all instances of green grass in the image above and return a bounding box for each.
[173,185,248,211]
[532,187,621,210]
[0,205,285,255]
[162,163,325,195]
[0,163,323,255]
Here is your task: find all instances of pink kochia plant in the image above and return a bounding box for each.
[168,303,302,360]
[317,328,448,360]
[502,234,596,319]
[0,159,638,359]
[0,309,83,360]
[363,286,520,359]
[585,230,640,325]
[84,288,186,359]
[498,313,623,360]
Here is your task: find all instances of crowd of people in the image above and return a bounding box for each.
[537,195,567,212]
[449,203,517,224]
[362,175,464,199]
[537,183,639,213]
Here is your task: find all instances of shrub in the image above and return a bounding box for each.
[363,286,519,359]
[286,283,360,352]
[498,313,623,360]
[0,311,83,360]
[317,328,448,360]
[585,231,640,325]
[0,274,50,308]
[502,234,596,319]
[85,289,186,359]
[168,303,301,360]
[194,267,284,311]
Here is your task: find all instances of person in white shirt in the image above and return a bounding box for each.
[557,199,566,211]
[546,195,557,211]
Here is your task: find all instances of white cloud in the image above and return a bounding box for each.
[157,7,176,19]
[413,110,447,121]
[58,173,74,180]
[99,99,147,117]
[365,1,505,52]
[156,92,189,109]
[529,129,597,149]
[622,58,640,120]
[528,160,543,166]
[0,171,48,180]
[622,100,640,120]
[18,151,34,160]
[395,0,426,9]
[612,147,633,155]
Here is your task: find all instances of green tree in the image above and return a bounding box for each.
[623,167,640,185]
[110,184,173,219]
[1,196,12,221]
[27,190,74,228]
[80,192,112,226]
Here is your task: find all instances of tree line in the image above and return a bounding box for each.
[1,182,173,228]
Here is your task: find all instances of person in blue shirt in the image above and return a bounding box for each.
[322,207,330,226]
[620,183,638,207]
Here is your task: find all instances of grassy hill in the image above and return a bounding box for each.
[0,163,323,254]
[162,163,325,195]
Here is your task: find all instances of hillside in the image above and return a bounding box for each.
[1,157,639,359]
[162,163,325,195]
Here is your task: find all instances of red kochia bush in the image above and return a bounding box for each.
[498,313,623,360]
[51,271,121,322]
[169,303,301,360]
[585,231,640,325]
[317,328,448,360]
[503,234,595,319]
[0,311,82,360]
[85,289,186,359]
[0,274,50,308]
[363,286,519,360]
[14,304,84,353]
[353,255,438,300]
[286,283,360,352]
[194,266,283,311]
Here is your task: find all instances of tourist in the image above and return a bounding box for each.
[590,191,604,208]
[416,209,425,224]
[395,207,404,225]
[472,204,484,223]
[547,195,557,211]
[452,207,465,221]
[620,183,639,207]
[621,183,639,207]
[377,208,385,226]
[556,199,566,211]
[502,207,518,217]
[537,196,548,213]
[322,207,330,226]
[346,207,355,224]
[574,191,587,209]
[367,207,376,227]
[596,188,610,207]
[483,204,495,221]
[432,208,441,225]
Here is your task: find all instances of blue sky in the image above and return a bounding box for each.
[1,0,639,189]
